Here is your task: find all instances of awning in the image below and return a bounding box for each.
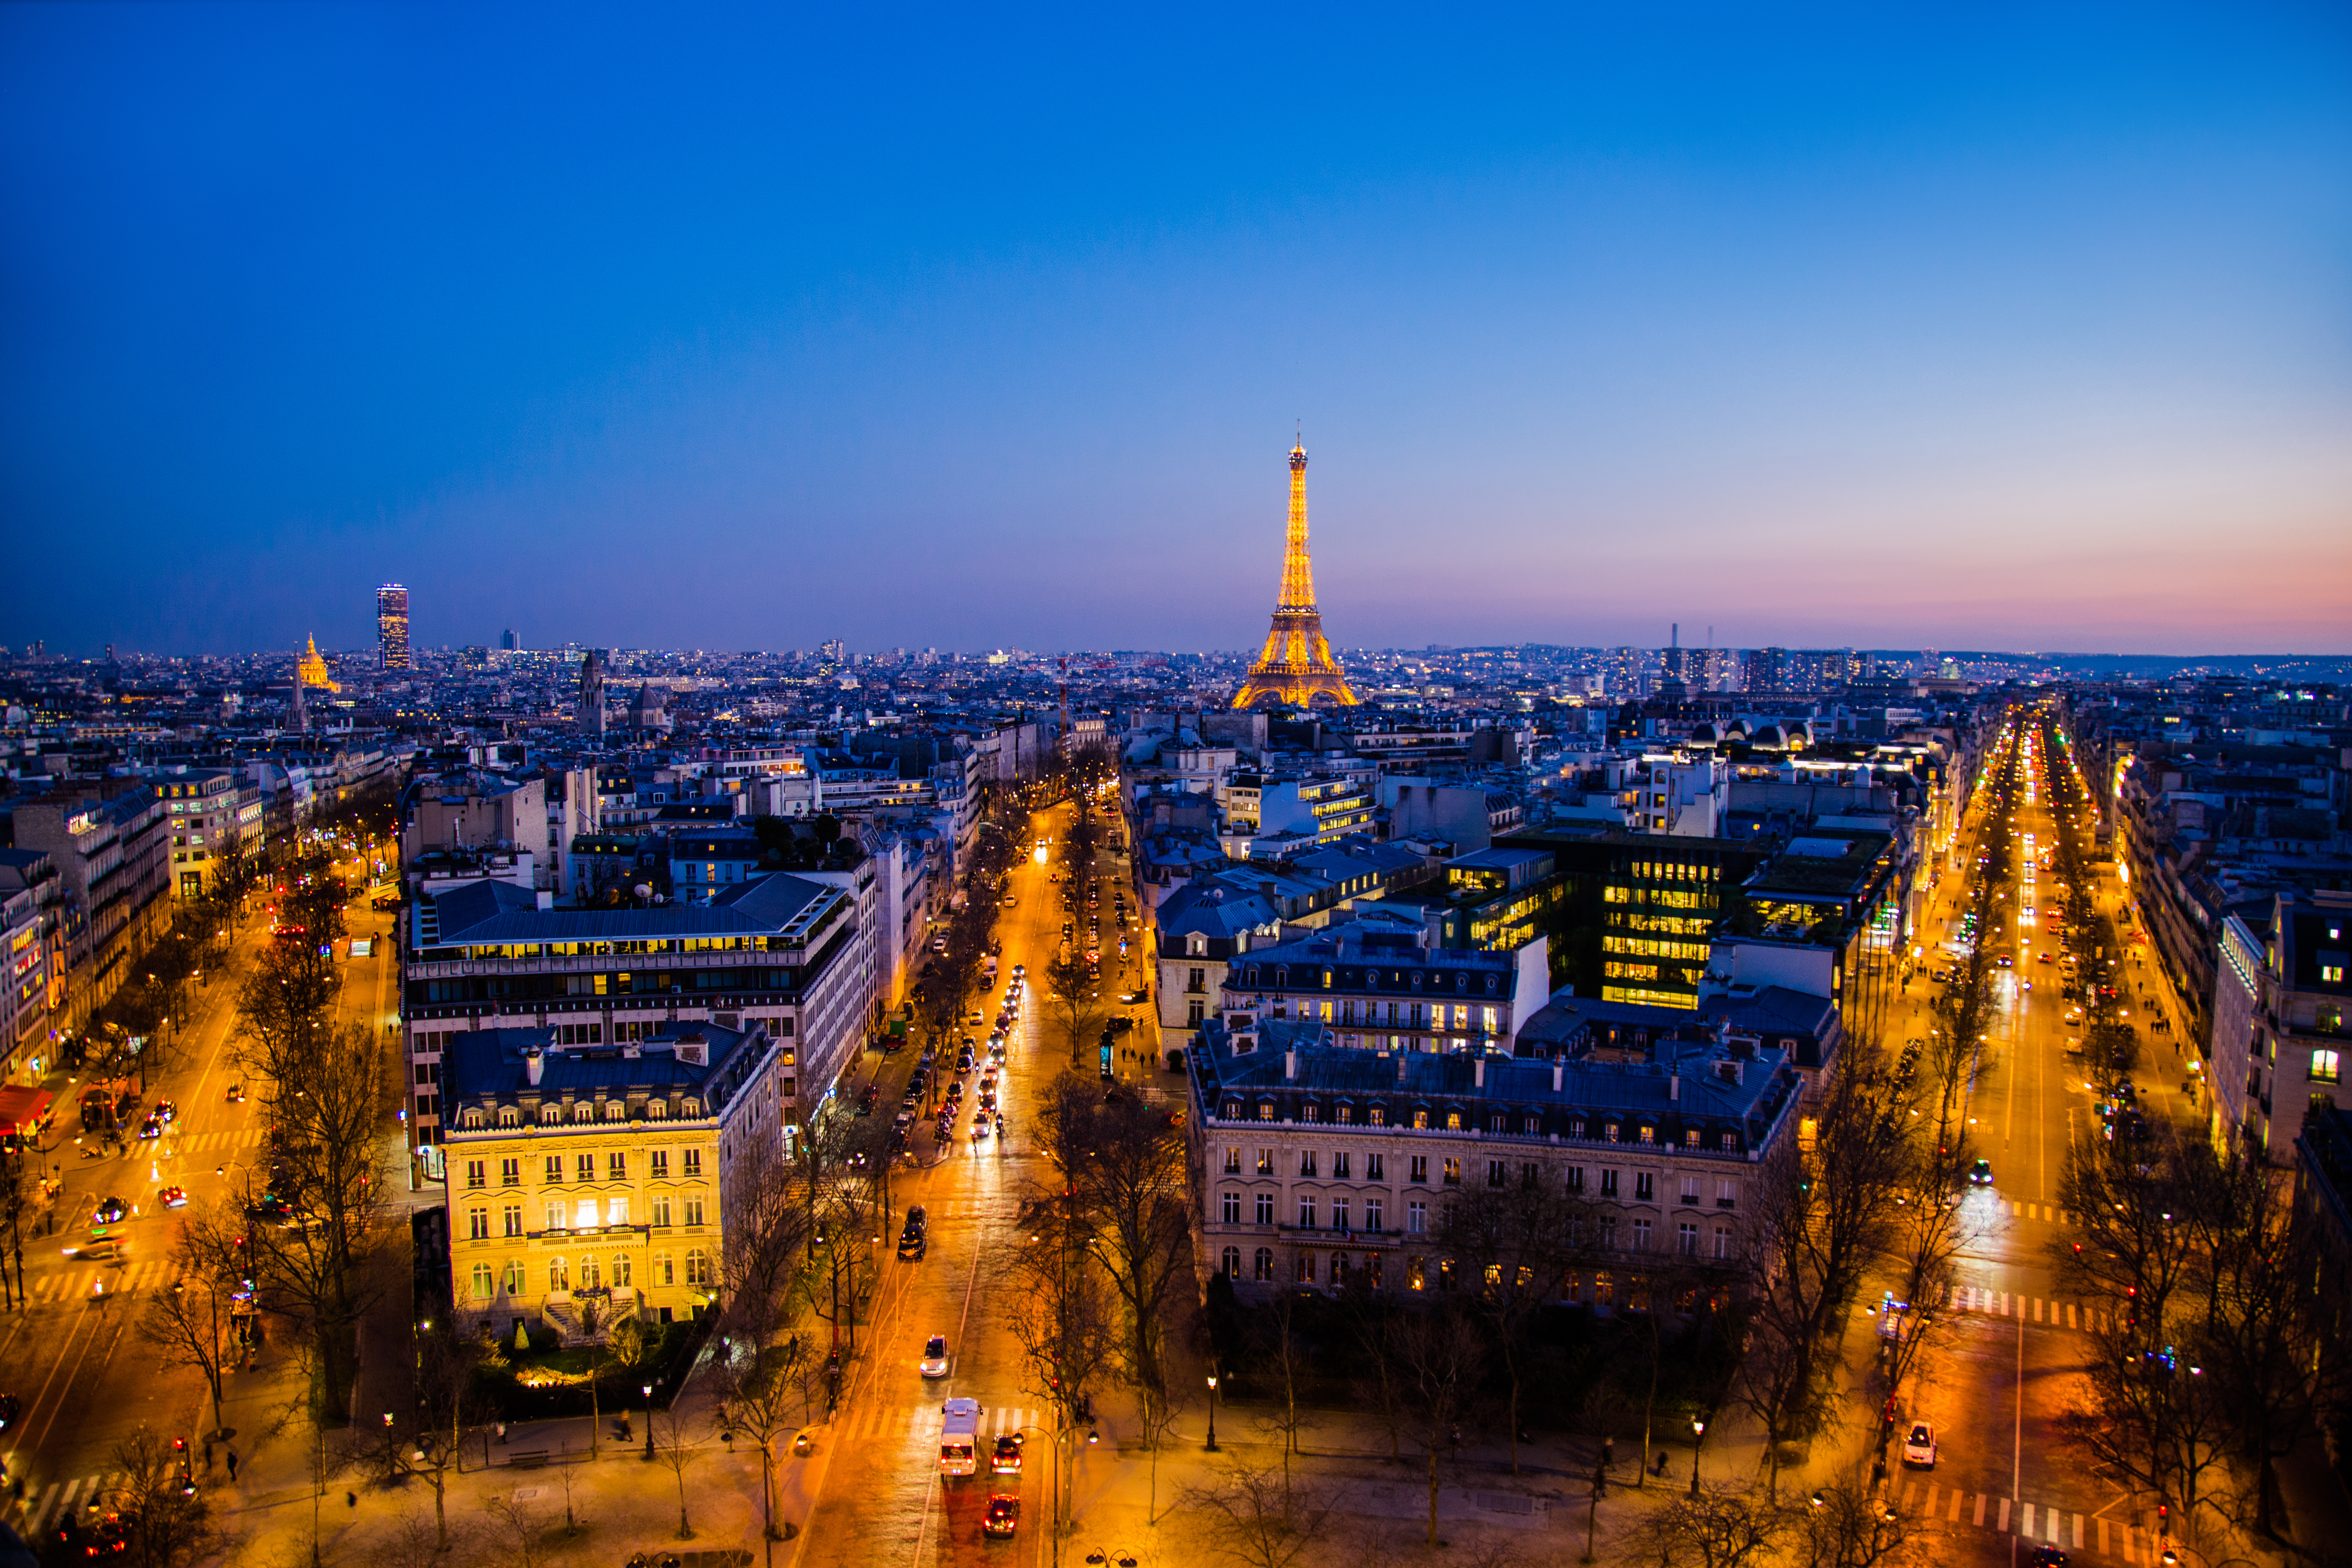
[0,1085,55,1138]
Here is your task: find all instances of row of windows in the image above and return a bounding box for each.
[1602,935,1713,963]
[1249,999,1503,1032]
[1216,1095,1743,1145]
[1216,1231,1736,1289]
[463,1148,704,1187]
[460,1099,702,1129]
[464,1249,711,1300]
[1602,886,1716,910]
[1608,912,1715,936]
[1219,1147,1742,1200]
[1220,1172,1734,1211]
[1236,965,1501,995]
[463,1191,707,1236]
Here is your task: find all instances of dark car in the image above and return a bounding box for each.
[0,1392,21,1431]
[983,1494,1020,1537]
[1968,1159,1994,1187]
[91,1196,128,1225]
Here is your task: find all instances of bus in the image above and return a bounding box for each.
[939,1398,981,1476]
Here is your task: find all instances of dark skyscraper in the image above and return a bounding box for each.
[500,628,518,651]
[377,583,410,670]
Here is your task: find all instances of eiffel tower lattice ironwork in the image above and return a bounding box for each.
[1232,441,1360,709]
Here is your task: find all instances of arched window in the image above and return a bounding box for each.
[502,1259,525,1295]
[611,1254,633,1287]
[577,1256,601,1290]
[1485,974,1499,994]
[549,1257,570,1291]
[652,1253,674,1287]
[1222,1246,1241,1279]
[470,1263,494,1301]
[685,1249,712,1286]
[1253,1247,1274,1281]
[1456,973,1469,993]
[1274,966,1289,989]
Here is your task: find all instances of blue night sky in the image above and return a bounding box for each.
[3,4,2347,658]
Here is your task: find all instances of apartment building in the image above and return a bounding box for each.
[1185,1020,1803,1298]
[401,870,872,1181]
[441,1019,785,1340]
[2211,890,2351,1162]
[1216,925,1550,1055]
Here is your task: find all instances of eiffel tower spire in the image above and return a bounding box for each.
[1233,440,1360,709]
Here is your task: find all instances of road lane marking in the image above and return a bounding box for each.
[1997,1498,2010,1532]
[1974,1492,1987,1527]
[2021,1502,2034,1537]
[2073,1513,2083,1547]
[1947,1487,1961,1521]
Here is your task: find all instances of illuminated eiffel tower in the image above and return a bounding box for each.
[1232,440,1360,709]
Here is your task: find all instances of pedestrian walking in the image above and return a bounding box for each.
[224,1451,239,1482]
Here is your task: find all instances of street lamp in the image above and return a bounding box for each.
[1084,1550,1139,1568]
[643,1383,656,1461]
[1688,1419,1705,1495]
[1204,1373,1219,1452]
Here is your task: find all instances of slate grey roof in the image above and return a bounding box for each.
[426,869,835,945]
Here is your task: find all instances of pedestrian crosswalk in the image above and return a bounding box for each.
[75,1126,264,1159]
[16,1471,125,1537]
[1944,1284,2115,1334]
[1888,1478,2174,1562]
[14,1260,182,1305]
[825,1402,1048,1446]
[2008,1201,2071,1224]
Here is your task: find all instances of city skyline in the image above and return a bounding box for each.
[4,6,2348,658]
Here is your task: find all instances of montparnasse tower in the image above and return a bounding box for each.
[1231,439,1361,709]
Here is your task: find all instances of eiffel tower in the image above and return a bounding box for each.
[1232,440,1361,709]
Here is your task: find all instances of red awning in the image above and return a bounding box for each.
[0,1085,55,1137]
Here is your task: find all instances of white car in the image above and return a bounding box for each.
[920,1335,951,1378]
[1902,1422,1938,1467]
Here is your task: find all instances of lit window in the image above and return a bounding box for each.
[2314,1050,2342,1085]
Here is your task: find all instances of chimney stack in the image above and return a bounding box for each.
[1284,1049,1297,1081]
[525,1049,544,1087]
[1396,1051,1409,1084]
[1669,1073,1680,1102]
[1551,1062,1563,1093]
[1473,1057,1485,1089]
[536,889,554,911]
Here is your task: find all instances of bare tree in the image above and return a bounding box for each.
[1044,952,1109,1068]
[376,1329,484,1552]
[1791,1476,1921,1568]
[1037,1072,1194,1408]
[1437,1170,1580,1473]
[1001,1188,1120,1453]
[1389,1303,1486,1547]
[235,1020,395,1419]
[1620,1484,1787,1568]
[1727,1031,1912,1495]
[651,1404,703,1540]
[1248,1288,1317,1490]
[1177,1456,1339,1568]
[713,1310,810,1560]
[104,1424,218,1568]
[137,1201,246,1436]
